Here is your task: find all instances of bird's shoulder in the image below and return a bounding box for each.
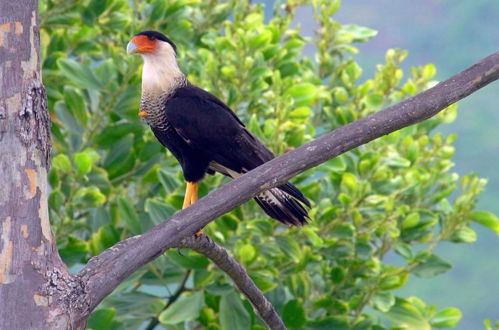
[165,84,245,127]
[164,83,274,167]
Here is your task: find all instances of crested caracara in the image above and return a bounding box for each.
[127,30,310,227]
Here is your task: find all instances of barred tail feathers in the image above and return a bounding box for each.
[254,183,309,226]
[208,161,310,225]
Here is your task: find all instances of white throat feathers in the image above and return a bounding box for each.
[140,41,185,95]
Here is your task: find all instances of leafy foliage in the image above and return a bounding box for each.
[40,0,498,328]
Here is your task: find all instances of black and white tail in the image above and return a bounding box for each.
[208,161,310,226]
[254,182,310,226]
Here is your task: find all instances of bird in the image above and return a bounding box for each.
[126,30,310,229]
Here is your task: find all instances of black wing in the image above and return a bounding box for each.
[165,85,274,173]
[165,84,310,225]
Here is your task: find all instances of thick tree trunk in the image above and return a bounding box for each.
[0,1,72,328]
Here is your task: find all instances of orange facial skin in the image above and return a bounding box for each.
[131,35,157,54]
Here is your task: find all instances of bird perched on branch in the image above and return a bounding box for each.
[127,30,310,229]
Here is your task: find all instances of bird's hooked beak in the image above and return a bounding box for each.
[127,35,157,55]
[127,41,138,55]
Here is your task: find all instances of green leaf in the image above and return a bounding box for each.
[302,227,324,246]
[450,226,477,243]
[285,83,318,107]
[168,250,209,269]
[385,155,411,168]
[48,190,65,212]
[74,152,92,175]
[325,156,347,172]
[219,291,250,330]
[64,86,87,127]
[118,197,142,235]
[412,254,452,278]
[343,61,363,82]
[276,236,302,263]
[249,30,272,49]
[59,235,89,266]
[82,8,96,25]
[158,291,205,325]
[366,93,384,108]
[52,154,72,173]
[422,63,437,80]
[44,12,79,26]
[58,58,103,90]
[341,172,358,191]
[394,242,413,260]
[282,299,306,328]
[307,317,349,330]
[89,225,120,255]
[341,24,378,42]
[87,308,119,330]
[372,292,395,312]
[430,307,462,328]
[206,283,234,296]
[384,298,431,330]
[95,124,140,148]
[331,223,355,239]
[330,267,345,284]
[289,106,312,120]
[103,135,135,179]
[194,269,215,289]
[470,210,499,234]
[402,212,420,229]
[74,186,106,207]
[238,244,256,264]
[89,0,108,17]
[379,273,409,290]
[145,199,176,225]
[54,102,83,137]
[158,169,181,193]
[103,292,159,322]
[333,87,349,103]
[250,273,277,292]
[483,319,499,330]
[248,114,265,139]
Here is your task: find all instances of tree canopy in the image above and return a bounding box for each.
[38,0,499,328]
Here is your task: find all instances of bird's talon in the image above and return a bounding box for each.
[139,110,148,118]
[195,229,203,238]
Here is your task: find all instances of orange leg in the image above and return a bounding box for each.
[139,110,148,118]
[182,182,203,237]
[190,182,198,204]
[182,182,198,209]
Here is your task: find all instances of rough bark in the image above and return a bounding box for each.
[0,1,72,328]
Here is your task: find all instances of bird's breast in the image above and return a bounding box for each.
[140,91,169,129]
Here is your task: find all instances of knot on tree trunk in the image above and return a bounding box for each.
[41,268,90,325]
[16,79,51,167]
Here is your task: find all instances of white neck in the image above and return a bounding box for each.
[141,41,184,95]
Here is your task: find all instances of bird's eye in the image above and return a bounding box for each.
[148,35,156,41]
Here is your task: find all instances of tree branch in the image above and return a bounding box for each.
[176,234,286,330]
[73,51,499,322]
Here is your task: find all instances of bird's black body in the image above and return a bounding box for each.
[151,84,243,182]
[147,83,310,225]
[133,30,310,226]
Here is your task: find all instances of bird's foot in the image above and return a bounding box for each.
[195,229,203,238]
[139,110,148,118]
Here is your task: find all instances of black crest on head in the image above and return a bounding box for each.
[135,30,177,53]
